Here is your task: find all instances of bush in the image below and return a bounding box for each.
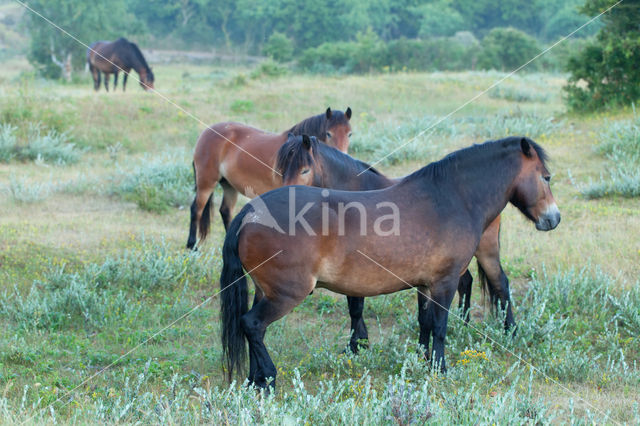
[114,152,193,213]
[250,59,288,79]
[19,124,80,165]
[262,32,294,63]
[0,122,80,165]
[7,176,54,204]
[477,27,541,71]
[0,123,18,162]
[298,36,474,74]
[565,0,640,111]
[581,114,640,198]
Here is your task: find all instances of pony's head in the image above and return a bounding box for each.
[289,107,352,153]
[510,137,560,231]
[276,134,322,186]
[140,67,154,90]
[323,107,352,152]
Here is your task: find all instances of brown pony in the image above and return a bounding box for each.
[220,137,560,389]
[275,135,513,354]
[186,108,352,250]
[87,38,154,92]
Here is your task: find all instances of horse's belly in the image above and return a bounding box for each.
[316,278,413,297]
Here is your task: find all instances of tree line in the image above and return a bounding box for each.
[22,0,640,111]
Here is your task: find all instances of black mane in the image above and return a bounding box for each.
[288,110,350,140]
[127,40,153,81]
[276,135,383,183]
[406,136,548,183]
[112,37,153,81]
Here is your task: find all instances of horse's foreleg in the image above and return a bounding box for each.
[113,72,118,91]
[103,72,110,92]
[428,278,458,373]
[417,285,432,360]
[346,296,368,353]
[123,73,128,92]
[219,178,239,231]
[457,269,473,324]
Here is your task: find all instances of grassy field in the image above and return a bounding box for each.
[0,57,639,424]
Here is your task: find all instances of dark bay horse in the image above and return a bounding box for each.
[275,135,511,353]
[220,137,560,388]
[87,38,154,92]
[186,108,352,250]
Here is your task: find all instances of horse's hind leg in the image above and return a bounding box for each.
[113,71,119,91]
[346,296,368,353]
[219,178,239,231]
[123,72,128,92]
[475,217,516,332]
[187,184,215,249]
[241,291,303,390]
[90,65,100,91]
[457,269,473,324]
[103,72,110,92]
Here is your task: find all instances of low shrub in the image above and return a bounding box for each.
[0,122,79,165]
[0,123,18,162]
[114,151,193,213]
[582,115,640,198]
[7,176,54,203]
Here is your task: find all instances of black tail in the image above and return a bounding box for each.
[220,207,251,382]
[199,194,213,241]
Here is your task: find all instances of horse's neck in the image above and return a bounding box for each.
[321,151,394,191]
[284,117,323,140]
[415,156,519,232]
[129,50,147,75]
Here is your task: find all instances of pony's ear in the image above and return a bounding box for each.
[520,137,532,157]
[302,134,312,150]
[345,107,352,120]
[325,107,332,120]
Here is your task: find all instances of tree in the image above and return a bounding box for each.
[477,27,540,71]
[263,32,294,62]
[565,0,640,111]
[25,0,134,80]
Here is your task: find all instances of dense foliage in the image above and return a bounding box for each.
[24,0,134,79]
[565,0,640,111]
[21,0,600,77]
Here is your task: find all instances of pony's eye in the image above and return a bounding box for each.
[326,132,332,139]
[301,169,310,175]
[348,132,353,138]
[543,175,551,183]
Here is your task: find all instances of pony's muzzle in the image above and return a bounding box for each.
[535,203,561,231]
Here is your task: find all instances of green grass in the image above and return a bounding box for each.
[0,61,638,423]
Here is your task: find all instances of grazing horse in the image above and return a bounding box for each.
[186,107,353,250]
[87,38,154,92]
[220,137,560,389]
[275,135,512,353]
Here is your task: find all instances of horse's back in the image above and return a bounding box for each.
[193,122,286,195]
